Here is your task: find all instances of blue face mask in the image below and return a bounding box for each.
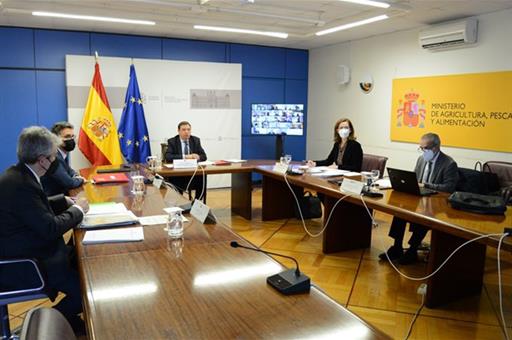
[422,149,435,162]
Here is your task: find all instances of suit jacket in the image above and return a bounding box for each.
[414,151,459,193]
[0,163,83,262]
[165,135,207,162]
[315,140,363,172]
[41,151,84,196]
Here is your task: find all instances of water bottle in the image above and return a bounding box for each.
[167,211,184,239]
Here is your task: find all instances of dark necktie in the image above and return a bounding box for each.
[422,161,432,183]
[184,141,190,155]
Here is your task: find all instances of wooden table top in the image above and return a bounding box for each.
[74,166,388,340]
[255,165,512,250]
[156,159,276,176]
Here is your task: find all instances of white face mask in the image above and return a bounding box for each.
[338,128,350,139]
[422,149,435,162]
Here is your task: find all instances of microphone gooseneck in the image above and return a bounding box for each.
[230,241,301,277]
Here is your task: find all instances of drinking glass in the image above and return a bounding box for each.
[131,175,145,195]
[370,169,380,189]
[284,154,292,164]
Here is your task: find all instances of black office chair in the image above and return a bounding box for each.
[20,307,75,340]
[0,259,55,340]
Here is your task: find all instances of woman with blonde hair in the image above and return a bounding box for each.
[307,118,363,172]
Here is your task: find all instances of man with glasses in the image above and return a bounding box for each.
[0,126,89,335]
[379,133,459,265]
[41,122,86,196]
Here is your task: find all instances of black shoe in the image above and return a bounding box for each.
[398,248,419,265]
[68,315,86,336]
[379,245,403,261]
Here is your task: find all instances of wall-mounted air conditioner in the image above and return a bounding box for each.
[419,18,478,50]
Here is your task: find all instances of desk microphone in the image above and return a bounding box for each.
[230,241,310,295]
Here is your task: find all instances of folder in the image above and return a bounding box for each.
[92,173,130,184]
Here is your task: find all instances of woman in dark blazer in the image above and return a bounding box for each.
[308,118,363,172]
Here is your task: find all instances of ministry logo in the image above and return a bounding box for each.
[396,90,426,128]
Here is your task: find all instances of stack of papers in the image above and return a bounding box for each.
[81,211,139,229]
[311,169,349,177]
[198,160,215,166]
[375,178,392,189]
[82,226,144,244]
[81,202,138,229]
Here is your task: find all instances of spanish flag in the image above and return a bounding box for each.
[78,62,123,166]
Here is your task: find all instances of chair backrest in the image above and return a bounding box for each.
[483,161,512,188]
[20,307,76,340]
[361,154,388,178]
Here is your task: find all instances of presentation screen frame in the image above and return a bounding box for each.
[250,103,304,136]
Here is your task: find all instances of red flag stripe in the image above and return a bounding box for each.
[91,63,112,111]
[78,128,111,166]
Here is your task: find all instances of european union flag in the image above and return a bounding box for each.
[118,64,151,164]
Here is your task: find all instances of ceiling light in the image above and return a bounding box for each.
[315,14,389,36]
[338,0,390,9]
[194,25,288,39]
[32,11,156,25]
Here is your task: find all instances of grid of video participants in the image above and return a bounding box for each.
[251,104,304,135]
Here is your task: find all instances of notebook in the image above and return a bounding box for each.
[92,173,130,184]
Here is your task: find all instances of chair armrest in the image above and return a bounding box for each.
[0,258,45,298]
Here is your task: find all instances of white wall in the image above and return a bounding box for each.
[308,8,512,170]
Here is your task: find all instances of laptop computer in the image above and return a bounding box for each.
[387,168,437,196]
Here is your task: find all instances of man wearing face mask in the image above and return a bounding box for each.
[379,133,459,265]
[307,118,363,171]
[41,122,86,196]
[0,126,89,335]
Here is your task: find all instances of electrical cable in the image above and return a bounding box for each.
[497,232,510,340]
[403,293,425,340]
[283,172,351,238]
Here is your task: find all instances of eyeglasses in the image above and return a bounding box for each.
[417,146,433,153]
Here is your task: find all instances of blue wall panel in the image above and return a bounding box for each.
[241,77,284,161]
[163,39,226,62]
[284,79,308,161]
[230,44,285,78]
[0,27,34,68]
[36,71,67,129]
[286,49,308,80]
[0,70,38,170]
[91,33,162,59]
[35,30,90,69]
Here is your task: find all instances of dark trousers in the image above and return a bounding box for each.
[388,217,429,249]
[43,244,82,326]
[168,175,207,202]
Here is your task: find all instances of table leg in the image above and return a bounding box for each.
[262,175,302,221]
[322,195,372,253]
[425,230,486,308]
[231,172,252,220]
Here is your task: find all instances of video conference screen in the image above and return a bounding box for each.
[251,104,304,136]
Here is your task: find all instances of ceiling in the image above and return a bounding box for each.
[1,0,511,49]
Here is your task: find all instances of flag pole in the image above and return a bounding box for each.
[94,51,99,63]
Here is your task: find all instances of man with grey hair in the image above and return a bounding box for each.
[379,132,459,265]
[41,121,86,195]
[0,126,89,334]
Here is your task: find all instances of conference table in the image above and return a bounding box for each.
[74,165,388,339]
[157,160,512,308]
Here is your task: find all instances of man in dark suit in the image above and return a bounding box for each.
[42,122,86,196]
[379,133,459,265]
[165,121,207,200]
[0,126,89,334]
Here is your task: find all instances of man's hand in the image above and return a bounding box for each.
[65,196,76,207]
[328,163,337,169]
[418,182,425,188]
[306,160,316,167]
[75,197,90,214]
[185,153,200,160]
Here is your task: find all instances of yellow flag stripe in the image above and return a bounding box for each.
[81,86,123,165]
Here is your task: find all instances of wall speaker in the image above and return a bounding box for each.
[337,65,350,85]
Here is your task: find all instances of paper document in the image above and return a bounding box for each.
[139,214,188,226]
[81,211,138,229]
[224,159,246,163]
[198,160,215,166]
[375,178,392,189]
[82,227,144,245]
[163,164,174,168]
[311,169,349,177]
[87,202,127,215]
[343,172,361,177]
